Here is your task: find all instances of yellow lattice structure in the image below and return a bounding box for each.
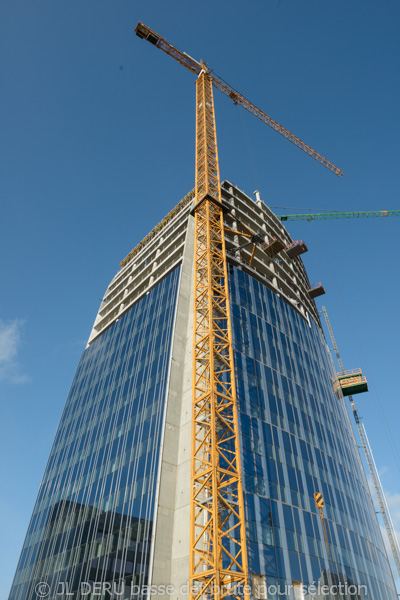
[134,21,341,600]
[190,70,249,600]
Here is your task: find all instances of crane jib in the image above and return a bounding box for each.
[277,210,400,222]
[135,20,343,177]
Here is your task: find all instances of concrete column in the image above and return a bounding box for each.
[254,189,263,209]
[150,217,195,599]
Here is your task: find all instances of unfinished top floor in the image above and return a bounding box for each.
[88,182,322,345]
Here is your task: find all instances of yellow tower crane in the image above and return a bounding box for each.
[135,22,342,600]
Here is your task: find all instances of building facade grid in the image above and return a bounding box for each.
[230,267,394,599]
[9,268,180,600]
[7,183,397,600]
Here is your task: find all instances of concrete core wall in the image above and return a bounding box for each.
[150,216,194,599]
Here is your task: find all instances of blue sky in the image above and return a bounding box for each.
[1,0,400,596]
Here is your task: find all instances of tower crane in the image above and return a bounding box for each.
[277,209,400,222]
[135,21,342,600]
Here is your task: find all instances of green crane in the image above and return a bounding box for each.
[277,209,400,222]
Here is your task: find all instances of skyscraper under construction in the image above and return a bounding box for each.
[8,181,398,600]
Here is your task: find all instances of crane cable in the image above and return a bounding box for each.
[310,224,400,476]
[238,107,260,193]
[270,206,346,212]
[213,58,400,467]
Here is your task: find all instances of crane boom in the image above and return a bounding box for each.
[277,209,400,222]
[135,21,343,177]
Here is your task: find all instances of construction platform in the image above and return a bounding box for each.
[285,239,308,259]
[332,369,368,396]
[308,282,325,298]
[261,236,286,257]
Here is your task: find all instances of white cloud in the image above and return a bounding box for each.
[0,319,31,384]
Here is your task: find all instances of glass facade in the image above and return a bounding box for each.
[229,267,396,599]
[8,247,396,600]
[8,268,180,600]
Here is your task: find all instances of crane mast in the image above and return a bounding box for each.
[322,306,400,583]
[191,70,249,600]
[135,21,344,600]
